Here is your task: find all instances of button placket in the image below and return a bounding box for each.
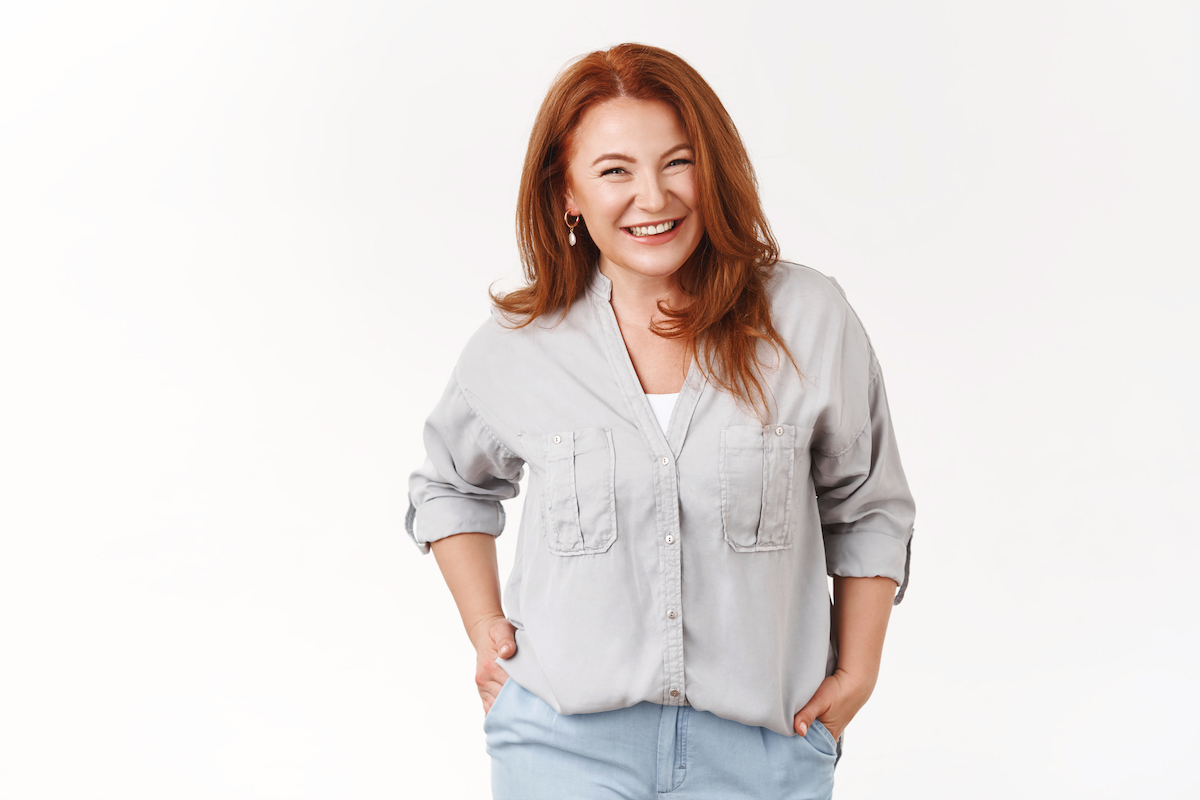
[662,515,685,704]
[656,448,685,704]
[592,297,688,707]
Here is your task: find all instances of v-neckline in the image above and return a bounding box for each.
[588,271,706,458]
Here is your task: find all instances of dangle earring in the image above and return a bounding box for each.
[564,211,581,247]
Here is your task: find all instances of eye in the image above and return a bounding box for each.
[667,158,693,168]
[600,167,627,176]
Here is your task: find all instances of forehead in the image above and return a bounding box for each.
[569,97,688,157]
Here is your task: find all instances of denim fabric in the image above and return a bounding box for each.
[485,678,840,800]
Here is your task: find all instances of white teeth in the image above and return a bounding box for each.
[628,220,676,237]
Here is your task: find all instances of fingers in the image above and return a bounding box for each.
[490,619,518,659]
[478,681,499,714]
[794,680,835,737]
[479,676,508,714]
[476,619,517,714]
[476,658,508,689]
[794,672,862,740]
[481,684,499,714]
[476,656,510,714]
[794,699,826,737]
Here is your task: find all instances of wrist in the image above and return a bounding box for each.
[832,666,878,705]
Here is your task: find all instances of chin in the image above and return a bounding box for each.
[628,247,700,276]
[627,259,689,280]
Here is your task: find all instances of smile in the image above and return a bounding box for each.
[625,219,678,237]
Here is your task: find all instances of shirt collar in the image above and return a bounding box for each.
[587,265,612,302]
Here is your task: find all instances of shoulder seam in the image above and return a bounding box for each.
[814,363,882,459]
[452,367,521,462]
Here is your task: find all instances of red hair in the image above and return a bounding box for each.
[493,43,797,415]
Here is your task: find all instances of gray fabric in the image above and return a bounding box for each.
[407,262,916,737]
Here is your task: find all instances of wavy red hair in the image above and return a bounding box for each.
[492,43,797,415]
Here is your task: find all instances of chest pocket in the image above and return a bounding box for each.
[541,428,617,556]
[720,424,814,552]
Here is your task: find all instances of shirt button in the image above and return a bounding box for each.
[552,435,561,444]
[670,689,679,698]
[667,609,676,619]
[661,456,670,466]
[775,426,784,436]
[665,534,674,544]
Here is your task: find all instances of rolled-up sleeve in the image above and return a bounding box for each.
[810,284,916,603]
[406,369,524,555]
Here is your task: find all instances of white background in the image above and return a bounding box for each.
[2,1,1197,798]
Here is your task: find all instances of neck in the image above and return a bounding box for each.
[598,257,687,325]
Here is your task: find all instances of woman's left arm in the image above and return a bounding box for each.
[793,575,896,739]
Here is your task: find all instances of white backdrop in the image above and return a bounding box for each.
[2,2,1197,798]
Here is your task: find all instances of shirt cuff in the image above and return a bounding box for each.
[824,529,912,602]
[406,496,507,555]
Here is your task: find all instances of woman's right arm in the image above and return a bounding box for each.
[408,364,524,712]
[430,532,517,713]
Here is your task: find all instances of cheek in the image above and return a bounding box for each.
[680,188,701,227]
[583,192,628,228]
[674,174,700,210]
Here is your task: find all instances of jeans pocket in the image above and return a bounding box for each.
[720,424,812,552]
[805,719,839,758]
[541,427,617,555]
[483,677,517,730]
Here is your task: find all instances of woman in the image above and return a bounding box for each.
[407,43,915,799]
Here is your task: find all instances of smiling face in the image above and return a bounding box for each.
[563,97,705,289]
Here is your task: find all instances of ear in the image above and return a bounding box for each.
[563,183,578,217]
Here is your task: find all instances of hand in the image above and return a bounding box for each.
[468,614,517,714]
[793,668,875,742]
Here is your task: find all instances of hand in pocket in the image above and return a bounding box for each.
[470,615,517,714]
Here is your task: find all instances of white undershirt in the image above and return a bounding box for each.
[645,392,680,436]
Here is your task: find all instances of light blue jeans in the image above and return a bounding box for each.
[484,678,840,799]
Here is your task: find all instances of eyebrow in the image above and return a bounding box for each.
[591,143,692,167]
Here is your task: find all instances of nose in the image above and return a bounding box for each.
[635,171,669,214]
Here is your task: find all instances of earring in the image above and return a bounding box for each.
[564,210,581,246]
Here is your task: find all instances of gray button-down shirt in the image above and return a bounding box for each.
[407,262,915,737]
